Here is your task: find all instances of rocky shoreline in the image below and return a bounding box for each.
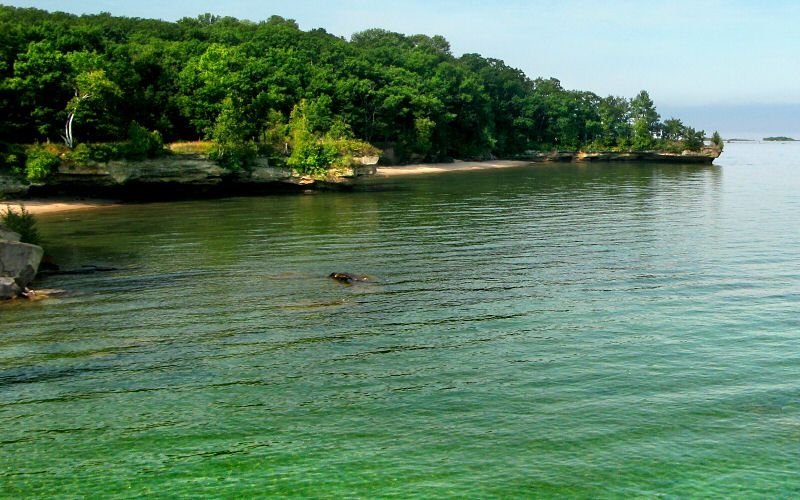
[521,147,721,164]
[0,148,720,200]
[1,154,378,200]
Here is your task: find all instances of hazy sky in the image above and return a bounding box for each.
[4,0,799,111]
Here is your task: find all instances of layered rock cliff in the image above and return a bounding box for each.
[0,148,718,199]
[0,155,378,199]
[518,147,721,164]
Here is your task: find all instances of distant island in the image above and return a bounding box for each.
[763,137,796,142]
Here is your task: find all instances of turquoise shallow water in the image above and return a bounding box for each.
[2,143,799,497]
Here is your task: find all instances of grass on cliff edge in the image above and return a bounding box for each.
[168,141,216,155]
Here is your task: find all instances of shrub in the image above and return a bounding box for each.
[125,121,164,159]
[209,141,258,172]
[64,142,125,164]
[67,143,94,164]
[711,131,724,151]
[1,205,40,245]
[288,140,338,175]
[24,146,61,182]
[682,127,705,151]
[657,140,685,154]
[582,140,607,152]
[0,143,25,174]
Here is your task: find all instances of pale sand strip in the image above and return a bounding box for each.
[376,160,532,176]
[2,199,120,215]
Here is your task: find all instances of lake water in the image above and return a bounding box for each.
[2,143,799,497]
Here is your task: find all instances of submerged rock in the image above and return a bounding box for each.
[329,272,372,284]
[39,264,118,276]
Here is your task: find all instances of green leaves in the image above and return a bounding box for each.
[23,145,60,183]
[0,5,709,161]
[8,41,73,139]
[1,205,40,245]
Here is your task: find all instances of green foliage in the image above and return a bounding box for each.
[662,118,685,141]
[657,141,686,154]
[631,118,655,151]
[66,143,95,164]
[288,140,338,175]
[67,69,123,137]
[0,5,711,161]
[1,205,40,245]
[682,127,705,151]
[0,144,25,173]
[711,131,724,150]
[126,121,164,159]
[66,142,120,164]
[209,141,257,171]
[287,100,331,175]
[24,145,61,182]
[630,90,660,135]
[208,97,256,171]
[6,40,73,140]
[414,117,436,156]
[62,124,165,165]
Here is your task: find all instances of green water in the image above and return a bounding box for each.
[2,143,799,497]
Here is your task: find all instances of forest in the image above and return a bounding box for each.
[0,6,720,177]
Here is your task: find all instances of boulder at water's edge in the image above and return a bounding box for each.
[0,239,44,299]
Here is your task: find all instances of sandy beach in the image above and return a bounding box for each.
[376,160,532,176]
[2,198,120,215]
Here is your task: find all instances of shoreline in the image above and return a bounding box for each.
[2,151,720,213]
[376,160,533,177]
[3,198,120,215]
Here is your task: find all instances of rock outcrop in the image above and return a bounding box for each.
[575,147,721,163]
[517,147,721,164]
[0,227,44,299]
[0,147,717,199]
[46,155,277,194]
[1,154,379,198]
[0,173,28,197]
[0,225,21,243]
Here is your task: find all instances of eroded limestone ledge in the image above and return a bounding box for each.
[0,148,717,198]
[520,147,721,164]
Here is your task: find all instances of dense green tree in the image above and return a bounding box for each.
[662,118,685,141]
[596,96,631,147]
[0,5,708,164]
[8,40,73,139]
